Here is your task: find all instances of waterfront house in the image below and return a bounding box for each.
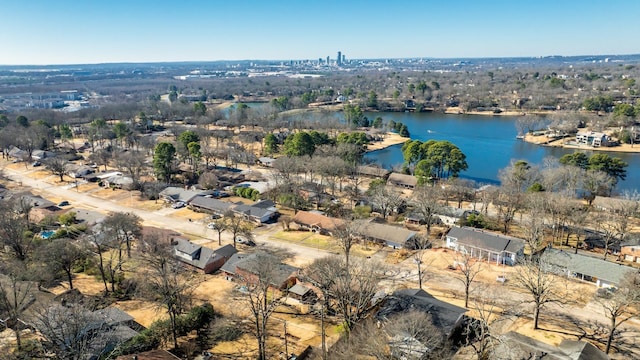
[575,131,611,147]
[387,172,417,189]
[445,226,525,265]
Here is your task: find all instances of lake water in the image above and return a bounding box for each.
[363,112,639,192]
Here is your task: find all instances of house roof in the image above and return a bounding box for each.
[172,238,237,271]
[497,331,609,360]
[188,196,233,213]
[592,196,638,211]
[223,253,299,288]
[92,307,134,326]
[379,289,468,336]
[291,211,343,231]
[357,165,391,178]
[544,249,634,285]
[354,220,417,247]
[289,283,311,297]
[446,226,525,254]
[252,199,276,209]
[388,172,417,187]
[159,186,203,203]
[220,253,255,276]
[232,202,275,220]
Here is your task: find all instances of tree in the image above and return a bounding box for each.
[513,257,567,330]
[116,150,147,190]
[411,184,443,237]
[239,251,290,360]
[0,261,36,351]
[0,201,33,262]
[559,152,589,169]
[283,132,315,157]
[343,104,365,127]
[404,140,468,179]
[588,153,628,187]
[39,239,87,290]
[137,234,197,349]
[222,210,252,248]
[153,142,176,183]
[193,101,207,116]
[367,184,403,220]
[15,115,28,128]
[597,271,640,354]
[452,251,483,308]
[43,157,68,182]
[103,212,142,259]
[263,133,278,155]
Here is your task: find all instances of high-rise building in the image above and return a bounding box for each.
[326,56,330,65]
[337,51,342,66]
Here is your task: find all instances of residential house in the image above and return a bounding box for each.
[103,175,134,190]
[231,199,278,224]
[620,244,640,263]
[387,172,417,189]
[354,219,417,249]
[377,288,470,354]
[31,149,56,160]
[257,157,276,167]
[576,130,611,147]
[67,165,94,179]
[545,249,635,288]
[493,331,609,360]
[173,238,237,274]
[291,211,344,235]
[288,283,316,304]
[592,195,638,213]
[357,165,391,179]
[159,186,212,204]
[221,253,299,290]
[188,196,234,216]
[445,226,525,265]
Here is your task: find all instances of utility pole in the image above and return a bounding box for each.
[283,320,289,359]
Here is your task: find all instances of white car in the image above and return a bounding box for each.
[207,223,217,230]
[171,201,186,209]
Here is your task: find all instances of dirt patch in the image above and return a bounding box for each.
[48,273,106,296]
[114,300,167,328]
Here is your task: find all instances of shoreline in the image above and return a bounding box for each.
[523,134,640,154]
[366,132,409,152]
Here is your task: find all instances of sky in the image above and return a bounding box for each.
[2,0,640,65]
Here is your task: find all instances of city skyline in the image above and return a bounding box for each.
[3,0,640,65]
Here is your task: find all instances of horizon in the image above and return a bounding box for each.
[4,0,640,66]
[2,52,640,67]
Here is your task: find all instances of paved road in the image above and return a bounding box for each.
[3,166,330,265]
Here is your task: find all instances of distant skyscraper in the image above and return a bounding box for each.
[326,56,330,65]
[337,51,342,66]
[342,54,346,64]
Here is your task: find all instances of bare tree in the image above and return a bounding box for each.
[222,210,252,248]
[137,234,197,349]
[116,150,147,189]
[239,251,291,360]
[368,184,403,220]
[513,257,568,330]
[38,238,88,290]
[0,261,36,351]
[411,184,444,237]
[43,157,68,183]
[597,271,640,354]
[103,211,142,259]
[0,201,33,262]
[451,251,483,308]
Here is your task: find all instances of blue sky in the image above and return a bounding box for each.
[2,0,640,65]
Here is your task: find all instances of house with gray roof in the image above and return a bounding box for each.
[159,186,206,204]
[357,165,391,179]
[544,249,635,288]
[221,252,299,289]
[445,226,525,265]
[387,172,417,189]
[494,331,609,360]
[188,196,234,215]
[231,199,278,223]
[354,219,417,249]
[173,238,237,274]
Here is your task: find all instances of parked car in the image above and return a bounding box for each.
[237,236,256,246]
[207,223,217,230]
[32,161,41,167]
[58,200,70,207]
[171,201,186,209]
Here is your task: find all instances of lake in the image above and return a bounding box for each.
[363,112,639,192]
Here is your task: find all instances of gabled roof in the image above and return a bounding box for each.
[447,226,525,254]
[252,199,276,209]
[291,211,343,231]
[188,196,233,213]
[380,289,467,336]
[232,202,275,220]
[220,253,255,276]
[544,249,634,285]
[174,238,201,256]
[222,253,299,288]
[159,186,204,203]
[289,283,312,297]
[357,165,391,178]
[172,238,237,271]
[388,172,417,187]
[215,244,238,258]
[92,307,134,326]
[354,220,417,247]
[497,331,609,360]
